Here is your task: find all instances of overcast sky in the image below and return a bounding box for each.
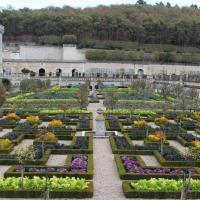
[0,0,199,9]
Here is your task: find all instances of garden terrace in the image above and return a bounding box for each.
[5,86,86,109]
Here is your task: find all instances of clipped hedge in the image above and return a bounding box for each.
[115,155,200,180]
[122,181,200,199]
[5,154,93,179]
[0,181,93,198]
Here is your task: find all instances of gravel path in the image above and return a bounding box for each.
[46,155,67,166]
[93,138,125,200]
[11,139,34,154]
[140,155,161,167]
[0,129,12,137]
[169,140,188,154]
[132,140,144,146]
[0,166,10,177]
[58,140,72,145]
[87,100,105,132]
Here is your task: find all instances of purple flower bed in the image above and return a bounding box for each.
[15,155,88,173]
[121,156,196,174]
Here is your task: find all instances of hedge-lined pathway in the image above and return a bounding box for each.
[93,138,126,200]
[87,100,105,132]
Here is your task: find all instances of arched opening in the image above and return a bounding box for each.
[2,78,11,91]
[39,68,45,76]
[56,68,62,77]
[72,69,78,77]
[138,69,144,76]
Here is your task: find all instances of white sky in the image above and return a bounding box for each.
[0,0,199,9]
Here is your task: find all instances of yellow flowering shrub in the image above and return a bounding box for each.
[38,132,58,142]
[192,112,200,120]
[175,114,188,122]
[147,131,166,142]
[26,115,40,123]
[6,113,20,121]
[154,116,169,125]
[133,120,147,127]
[48,120,63,127]
[192,141,200,149]
[0,139,12,149]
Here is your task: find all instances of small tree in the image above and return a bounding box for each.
[15,146,35,189]
[59,103,70,120]
[104,90,118,109]
[0,83,5,108]
[77,84,89,109]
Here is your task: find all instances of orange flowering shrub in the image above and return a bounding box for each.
[147,131,167,143]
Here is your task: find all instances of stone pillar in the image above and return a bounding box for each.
[0,25,4,76]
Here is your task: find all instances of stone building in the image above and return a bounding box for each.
[2,40,200,79]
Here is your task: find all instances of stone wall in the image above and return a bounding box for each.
[3,60,200,76]
[0,25,4,74]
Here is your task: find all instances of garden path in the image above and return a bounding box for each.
[0,129,12,137]
[92,138,126,200]
[188,130,200,138]
[87,100,105,132]
[132,140,144,146]
[140,155,161,167]
[168,140,188,154]
[46,155,67,166]
[0,166,10,177]
[58,140,72,145]
[11,139,34,154]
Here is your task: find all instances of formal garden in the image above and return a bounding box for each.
[0,79,200,199]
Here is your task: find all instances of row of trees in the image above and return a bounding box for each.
[1,4,200,47]
[86,50,200,64]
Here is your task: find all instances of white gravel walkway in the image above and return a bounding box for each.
[140,155,161,167]
[0,166,10,177]
[46,155,67,166]
[93,138,126,200]
[0,129,12,137]
[87,100,105,132]
[58,140,72,145]
[169,140,188,154]
[132,140,144,146]
[11,139,34,154]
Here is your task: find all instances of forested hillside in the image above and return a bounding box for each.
[1,4,200,47]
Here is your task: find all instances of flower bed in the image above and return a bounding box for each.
[123,179,200,199]
[0,176,93,198]
[115,155,200,180]
[5,154,93,179]
[154,146,200,167]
